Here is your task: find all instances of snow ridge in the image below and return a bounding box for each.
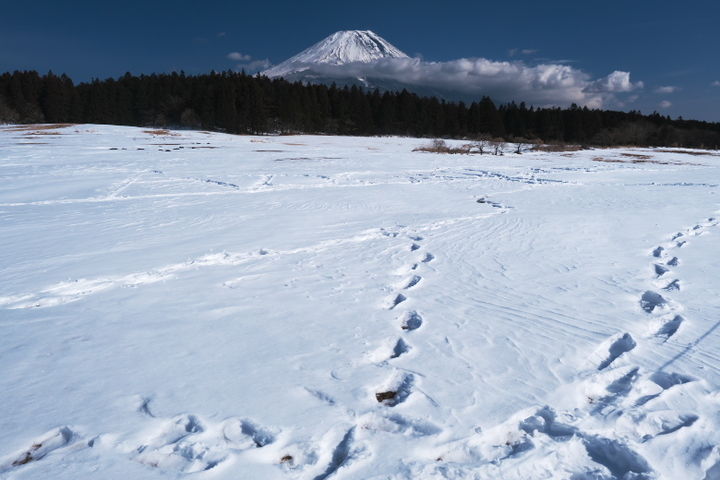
[262,30,409,78]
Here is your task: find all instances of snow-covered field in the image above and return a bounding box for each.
[1,124,720,479]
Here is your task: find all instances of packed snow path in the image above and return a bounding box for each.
[1,125,720,479]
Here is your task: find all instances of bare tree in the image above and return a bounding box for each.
[512,137,535,154]
[472,133,491,155]
[490,138,506,155]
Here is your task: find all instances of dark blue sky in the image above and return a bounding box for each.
[2,0,719,121]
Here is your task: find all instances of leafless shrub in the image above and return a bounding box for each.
[413,139,469,154]
[511,137,537,154]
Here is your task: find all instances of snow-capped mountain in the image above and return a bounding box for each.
[262,30,409,78]
[261,30,480,102]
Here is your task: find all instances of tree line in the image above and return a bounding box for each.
[1,69,719,149]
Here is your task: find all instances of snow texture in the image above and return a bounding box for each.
[1,124,720,479]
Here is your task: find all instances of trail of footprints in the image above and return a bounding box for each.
[375,234,432,406]
[296,233,439,478]
[426,213,720,479]
[0,402,279,475]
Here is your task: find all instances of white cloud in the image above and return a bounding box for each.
[654,86,680,94]
[659,100,672,108]
[217,32,227,37]
[583,71,644,93]
[288,57,643,109]
[236,59,272,72]
[713,81,720,87]
[228,52,251,61]
[508,48,538,57]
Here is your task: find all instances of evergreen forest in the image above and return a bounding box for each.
[1,70,719,149]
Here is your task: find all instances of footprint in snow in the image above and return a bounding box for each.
[400,275,422,290]
[655,315,684,339]
[652,246,665,258]
[390,338,411,359]
[654,264,669,277]
[0,427,75,473]
[222,418,276,448]
[375,373,414,407]
[635,371,694,406]
[359,412,441,437]
[312,427,363,480]
[400,310,423,331]
[385,293,407,310]
[644,413,698,440]
[598,333,636,371]
[134,414,277,473]
[639,291,667,313]
[584,366,641,411]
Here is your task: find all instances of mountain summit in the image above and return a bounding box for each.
[262,30,409,78]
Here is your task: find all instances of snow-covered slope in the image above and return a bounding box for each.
[2,124,720,479]
[262,30,409,78]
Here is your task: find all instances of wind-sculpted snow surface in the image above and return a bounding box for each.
[1,125,720,479]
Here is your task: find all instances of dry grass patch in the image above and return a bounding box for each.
[2,123,76,132]
[143,129,181,136]
[593,156,702,166]
[621,153,653,160]
[534,143,585,152]
[22,131,62,136]
[657,149,720,157]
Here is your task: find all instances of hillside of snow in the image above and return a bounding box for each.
[1,124,720,479]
